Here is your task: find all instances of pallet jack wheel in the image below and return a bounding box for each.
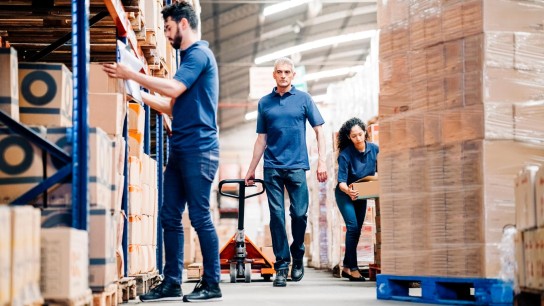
[229,263,237,283]
[263,274,272,282]
[244,263,252,283]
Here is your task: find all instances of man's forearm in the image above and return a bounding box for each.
[130,71,184,99]
[141,91,173,116]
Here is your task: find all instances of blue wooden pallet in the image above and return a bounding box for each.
[376,274,513,305]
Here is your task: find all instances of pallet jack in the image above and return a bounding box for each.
[218,179,275,283]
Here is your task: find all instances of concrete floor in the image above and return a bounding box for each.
[128,268,438,306]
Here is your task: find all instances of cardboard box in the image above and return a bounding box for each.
[0,206,11,306]
[43,127,112,208]
[89,208,117,289]
[0,48,19,121]
[18,63,72,127]
[89,63,124,94]
[0,127,45,204]
[128,102,145,134]
[350,181,380,200]
[128,131,144,160]
[536,168,544,228]
[89,93,126,136]
[41,227,89,300]
[514,101,544,144]
[516,165,539,231]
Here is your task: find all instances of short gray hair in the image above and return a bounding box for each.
[274,57,294,70]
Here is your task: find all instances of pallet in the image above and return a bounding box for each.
[515,287,544,306]
[44,289,93,306]
[376,274,513,305]
[117,277,137,303]
[187,263,204,281]
[92,283,118,306]
[134,271,161,296]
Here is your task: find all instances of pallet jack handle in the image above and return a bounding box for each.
[218,179,265,231]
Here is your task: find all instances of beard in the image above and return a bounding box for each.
[171,33,182,49]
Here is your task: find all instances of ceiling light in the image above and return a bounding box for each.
[263,0,312,17]
[303,66,363,82]
[254,30,376,65]
[245,110,258,121]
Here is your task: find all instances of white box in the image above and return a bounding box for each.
[41,228,89,300]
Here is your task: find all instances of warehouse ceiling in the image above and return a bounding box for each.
[201,0,378,131]
[0,0,378,132]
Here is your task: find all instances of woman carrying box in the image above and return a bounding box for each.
[335,117,379,281]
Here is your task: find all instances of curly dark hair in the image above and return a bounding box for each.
[337,117,367,152]
[162,1,198,30]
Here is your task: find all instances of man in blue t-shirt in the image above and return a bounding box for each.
[103,2,221,303]
[244,57,328,287]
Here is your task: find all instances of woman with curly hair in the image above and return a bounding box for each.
[335,117,379,281]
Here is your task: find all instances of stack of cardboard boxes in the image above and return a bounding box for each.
[378,0,544,278]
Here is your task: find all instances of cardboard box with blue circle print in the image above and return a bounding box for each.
[38,127,113,209]
[18,63,72,127]
[0,126,46,204]
[0,48,19,121]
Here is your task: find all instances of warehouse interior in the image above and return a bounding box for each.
[1,0,544,305]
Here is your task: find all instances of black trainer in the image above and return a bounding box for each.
[273,269,287,287]
[291,261,304,282]
[183,279,222,302]
[139,281,183,302]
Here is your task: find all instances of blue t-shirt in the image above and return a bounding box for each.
[172,41,219,153]
[337,142,379,186]
[256,86,324,170]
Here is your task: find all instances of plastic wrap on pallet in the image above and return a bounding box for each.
[515,32,544,72]
[377,0,409,29]
[380,141,544,278]
[514,101,544,144]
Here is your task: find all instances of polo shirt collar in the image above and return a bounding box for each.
[272,85,297,96]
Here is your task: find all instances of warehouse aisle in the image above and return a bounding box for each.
[128,268,437,306]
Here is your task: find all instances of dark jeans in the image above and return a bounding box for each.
[334,186,367,270]
[264,168,308,271]
[161,149,220,285]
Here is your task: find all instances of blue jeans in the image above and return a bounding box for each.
[161,149,220,285]
[334,186,367,270]
[264,168,308,271]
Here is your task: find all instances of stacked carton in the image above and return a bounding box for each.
[378,0,544,278]
[515,165,544,290]
[0,206,42,305]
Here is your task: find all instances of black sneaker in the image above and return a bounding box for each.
[273,269,287,287]
[291,261,304,282]
[139,281,183,302]
[183,279,222,302]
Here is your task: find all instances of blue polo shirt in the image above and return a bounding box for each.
[337,142,379,186]
[256,86,324,170]
[172,41,219,153]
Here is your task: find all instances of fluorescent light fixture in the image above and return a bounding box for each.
[263,0,312,17]
[254,30,376,64]
[303,66,363,82]
[245,110,258,121]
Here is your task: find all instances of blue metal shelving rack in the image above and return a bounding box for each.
[1,0,91,232]
[1,0,169,278]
